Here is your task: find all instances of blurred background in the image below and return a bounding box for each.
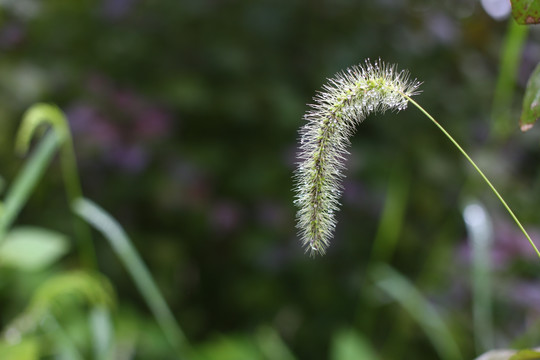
[1,0,540,359]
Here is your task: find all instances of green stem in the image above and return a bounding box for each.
[61,133,97,270]
[403,94,540,259]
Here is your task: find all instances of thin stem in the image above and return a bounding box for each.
[403,94,540,259]
[61,133,97,270]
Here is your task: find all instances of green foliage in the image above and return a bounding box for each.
[73,197,190,358]
[331,328,379,360]
[519,62,540,131]
[0,131,62,244]
[2,271,114,359]
[254,326,297,360]
[14,103,95,269]
[0,338,39,360]
[491,21,528,138]
[477,349,540,360]
[2,1,540,359]
[0,226,69,271]
[15,104,69,157]
[371,264,462,360]
[192,335,264,360]
[0,103,186,358]
[511,0,540,24]
[27,271,114,316]
[463,201,494,353]
[511,350,540,360]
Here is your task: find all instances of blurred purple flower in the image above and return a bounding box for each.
[210,201,242,233]
[135,108,171,139]
[169,161,211,208]
[0,23,24,49]
[107,144,148,173]
[506,281,540,312]
[114,90,145,114]
[66,104,95,131]
[66,104,120,149]
[101,0,137,19]
[257,201,287,229]
[87,74,112,95]
[491,221,540,268]
[67,74,176,173]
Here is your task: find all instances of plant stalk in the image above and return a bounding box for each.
[403,94,540,259]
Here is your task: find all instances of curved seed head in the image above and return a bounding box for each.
[293,59,421,256]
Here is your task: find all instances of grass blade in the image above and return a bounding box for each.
[90,307,114,360]
[370,166,410,264]
[0,131,61,244]
[371,264,462,360]
[491,20,529,138]
[72,197,190,358]
[463,201,494,354]
[42,313,85,360]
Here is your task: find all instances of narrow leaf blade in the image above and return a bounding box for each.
[520,62,540,131]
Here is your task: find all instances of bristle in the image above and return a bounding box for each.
[294,59,421,256]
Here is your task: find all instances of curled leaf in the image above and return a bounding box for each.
[15,103,69,156]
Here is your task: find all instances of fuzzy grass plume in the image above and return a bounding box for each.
[294,59,421,256]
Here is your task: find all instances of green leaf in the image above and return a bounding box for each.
[192,335,263,360]
[255,326,296,360]
[0,338,39,360]
[519,62,540,131]
[510,349,540,360]
[15,103,68,157]
[331,328,379,360]
[0,226,69,271]
[511,0,540,25]
[491,20,529,138]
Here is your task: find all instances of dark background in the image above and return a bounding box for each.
[1,0,540,359]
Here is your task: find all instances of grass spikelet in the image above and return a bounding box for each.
[294,59,421,256]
